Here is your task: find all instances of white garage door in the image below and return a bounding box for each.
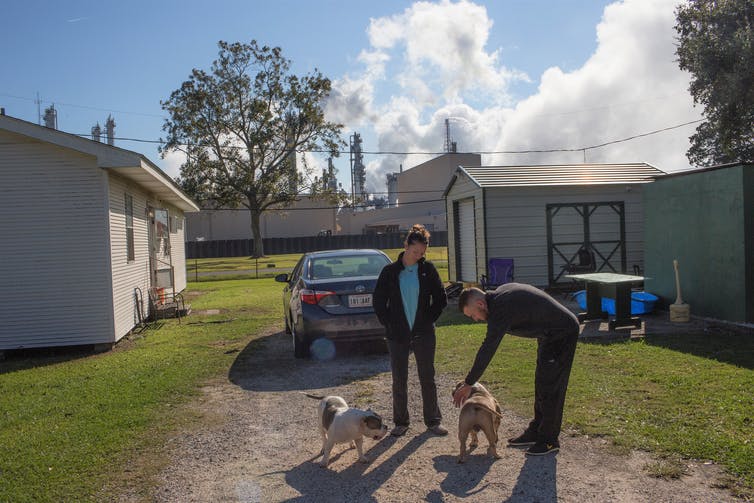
[456,198,477,282]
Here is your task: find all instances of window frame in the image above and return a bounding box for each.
[125,193,135,262]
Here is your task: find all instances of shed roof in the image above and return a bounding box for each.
[0,114,200,212]
[451,163,665,191]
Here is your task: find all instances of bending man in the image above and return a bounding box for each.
[452,284,580,455]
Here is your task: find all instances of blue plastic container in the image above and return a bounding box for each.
[573,290,658,315]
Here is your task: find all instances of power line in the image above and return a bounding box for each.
[73,119,703,155]
[201,196,445,212]
[0,92,165,118]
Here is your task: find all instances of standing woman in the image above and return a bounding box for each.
[373,224,448,436]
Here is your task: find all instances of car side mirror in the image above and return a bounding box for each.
[275,273,289,283]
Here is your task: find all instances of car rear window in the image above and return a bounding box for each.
[310,254,389,279]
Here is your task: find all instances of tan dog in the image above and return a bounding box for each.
[453,381,504,463]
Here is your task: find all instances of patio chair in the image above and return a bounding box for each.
[564,247,596,274]
[480,258,514,291]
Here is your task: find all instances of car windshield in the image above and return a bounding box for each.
[310,254,388,279]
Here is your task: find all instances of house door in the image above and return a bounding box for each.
[546,202,627,286]
[453,198,477,282]
[148,207,174,290]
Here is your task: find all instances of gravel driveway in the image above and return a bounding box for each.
[119,328,737,502]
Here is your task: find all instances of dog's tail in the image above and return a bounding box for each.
[300,392,326,400]
[470,403,505,419]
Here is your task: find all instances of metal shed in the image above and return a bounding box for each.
[444,163,665,289]
[643,162,754,323]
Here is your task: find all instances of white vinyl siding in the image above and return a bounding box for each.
[109,174,151,340]
[482,185,645,287]
[0,131,114,349]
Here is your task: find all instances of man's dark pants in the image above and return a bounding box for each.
[528,329,579,443]
[387,333,442,428]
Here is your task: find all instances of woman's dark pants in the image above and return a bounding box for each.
[387,334,442,428]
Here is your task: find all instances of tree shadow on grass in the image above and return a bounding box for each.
[228,330,390,392]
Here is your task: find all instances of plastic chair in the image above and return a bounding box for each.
[480,258,514,291]
[564,247,596,274]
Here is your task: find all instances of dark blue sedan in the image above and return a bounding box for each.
[275,249,391,358]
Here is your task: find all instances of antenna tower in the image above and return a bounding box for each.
[443,118,457,153]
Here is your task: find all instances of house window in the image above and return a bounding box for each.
[125,193,135,262]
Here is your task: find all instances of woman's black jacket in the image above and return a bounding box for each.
[372,252,447,341]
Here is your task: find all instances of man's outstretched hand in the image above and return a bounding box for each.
[453,383,472,407]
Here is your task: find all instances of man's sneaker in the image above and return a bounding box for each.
[391,425,409,437]
[427,424,448,436]
[525,441,560,456]
[507,431,538,446]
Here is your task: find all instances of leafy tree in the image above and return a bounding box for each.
[675,0,754,166]
[160,40,345,256]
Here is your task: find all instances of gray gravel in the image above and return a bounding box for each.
[117,329,738,502]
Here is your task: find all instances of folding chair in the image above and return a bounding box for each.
[480,258,514,291]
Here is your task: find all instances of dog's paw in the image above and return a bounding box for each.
[457,456,466,464]
[358,456,370,464]
[469,441,479,448]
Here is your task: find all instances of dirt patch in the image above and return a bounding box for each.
[116,330,739,502]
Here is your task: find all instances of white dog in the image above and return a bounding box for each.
[303,393,389,467]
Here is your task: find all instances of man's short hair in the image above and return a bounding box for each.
[458,287,485,312]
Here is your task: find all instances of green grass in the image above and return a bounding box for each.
[435,309,754,497]
[2,255,752,499]
[0,278,282,502]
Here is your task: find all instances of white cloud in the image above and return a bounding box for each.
[491,0,699,169]
[365,0,527,104]
[161,149,186,180]
[328,0,700,194]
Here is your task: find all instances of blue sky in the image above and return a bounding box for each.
[1,0,700,192]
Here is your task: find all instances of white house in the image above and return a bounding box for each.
[0,113,200,354]
[444,163,665,289]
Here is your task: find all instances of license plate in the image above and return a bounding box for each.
[348,294,372,307]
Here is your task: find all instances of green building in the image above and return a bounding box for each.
[643,162,754,324]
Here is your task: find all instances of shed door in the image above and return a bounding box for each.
[454,198,477,282]
[546,201,627,286]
